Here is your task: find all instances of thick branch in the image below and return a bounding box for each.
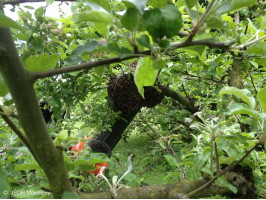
[30,39,233,80]
[162,86,198,113]
[79,179,231,199]
[0,24,73,198]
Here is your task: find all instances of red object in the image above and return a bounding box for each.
[71,137,108,176]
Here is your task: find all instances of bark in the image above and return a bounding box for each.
[0,21,73,199]
[79,179,231,199]
[228,57,243,89]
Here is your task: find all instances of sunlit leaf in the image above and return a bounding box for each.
[123,0,148,14]
[164,154,179,167]
[24,53,60,72]
[246,41,266,55]
[257,88,266,113]
[225,103,259,120]
[0,13,23,30]
[231,0,257,12]
[134,57,158,98]
[219,86,256,109]
[147,0,167,8]
[84,0,111,13]
[75,11,113,24]
[121,8,144,31]
[85,153,111,164]
[184,0,197,9]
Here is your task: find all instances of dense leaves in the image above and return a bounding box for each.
[0,0,265,198]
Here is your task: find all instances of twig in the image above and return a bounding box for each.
[250,75,258,96]
[132,156,148,173]
[116,158,126,173]
[230,35,266,50]
[138,156,163,176]
[166,142,188,179]
[139,114,160,137]
[30,38,233,80]
[214,142,219,174]
[181,83,189,99]
[0,105,40,165]
[167,125,184,136]
[187,141,261,198]
[187,0,217,41]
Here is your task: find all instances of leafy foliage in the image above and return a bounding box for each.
[0,0,266,198]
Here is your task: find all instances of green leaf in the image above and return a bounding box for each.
[231,0,257,12]
[94,66,105,76]
[137,35,151,49]
[123,0,148,14]
[261,16,266,29]
[85,153,111,164]
[164,154,179,167]
[147,0,167,8]
[246,41,266,55]
[0,162,11,199]
[107,42,132,57]
[206,16,226,29]
[159,138,167,149]
[134,57,158,98]
[45,0,54,5]
[153,58,165,69]
[84,0,111,13]
[143,5,182,41]
[184,0,197,9]
[0,13,23,30]
[34,6,46,21]
[16,29,32,41]
[215,176,238,194]
[14,163,40,171]
[62,191,80,199]
[219,86,256,109]
[121,8,144,31]
[72,40,99,57]
[181,45,207,58]
[160,5,182,38]
[24,53,60,72]
[0,72,9,97]
[225,103,260,120]
[58,18,74,25]
[75,11,113,24]
[257,88,266,113]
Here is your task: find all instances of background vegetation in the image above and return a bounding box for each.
[0,0,265,198]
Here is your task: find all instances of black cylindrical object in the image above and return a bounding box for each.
[89,112,138,157]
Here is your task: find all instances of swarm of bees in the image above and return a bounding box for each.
[107,72,165,116]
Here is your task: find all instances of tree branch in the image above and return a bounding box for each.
[30,39,233,81]
[79,179,232,199]
[0,105,40,164]
[2,0,75,5]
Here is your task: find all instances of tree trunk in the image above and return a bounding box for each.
[0,21,73,199]
[228,57,243,89]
